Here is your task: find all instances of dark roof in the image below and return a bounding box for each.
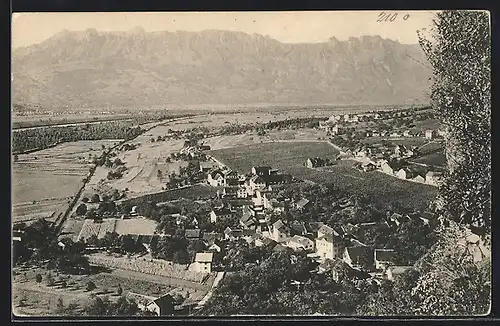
[316,233,343,243]
[185,229,201,238]
[250,175,266,184]
[208,169,224,178]
[213,208,233,216]
[202,232,223,241]
[152,294,175,310]
[272,244,288,252]
[253,166,272,174]
[273,219,286,231]
[346,246,375,269]
[374,249,396,262]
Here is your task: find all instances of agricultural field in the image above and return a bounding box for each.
[210,142,437,211]
[83,138,186,199]
[12,140,121,223]
[208,141,340,174]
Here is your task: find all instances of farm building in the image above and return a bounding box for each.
[248,175,267,194]
[380,160,403,175]
[286,235,315,252]
[194,252,213,273]
[412,175,426,183]
[396,168,415,180]
[306,157,332,168]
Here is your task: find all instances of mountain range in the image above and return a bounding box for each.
[12,28,432,110]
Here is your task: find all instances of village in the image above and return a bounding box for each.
[12,106,485,317]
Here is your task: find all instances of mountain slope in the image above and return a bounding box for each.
[12,29,431,109]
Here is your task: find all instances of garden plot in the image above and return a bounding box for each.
[114,218,157,236]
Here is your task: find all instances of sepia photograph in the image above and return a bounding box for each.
[11,10,491,318]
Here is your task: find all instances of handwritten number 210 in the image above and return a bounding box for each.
[377,12,410,22]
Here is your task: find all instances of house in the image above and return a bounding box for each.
[208,241,223,253]
[255,235,276,248]
[394,145,414,158]
[403,130,412,137]
[426,171,443,186]
[343,245,375,271]
[289,221,308,236]
[294,198,310,210]
[194,252,213,273]
[223,170,239,186]
[374,249,396,271]
[130,206,138,217]
[224,227,244,241]
[237,186,248,198]
[252,166,272,176]
[210,208,233,223]
[185,229,201,240]
[207,169,225,187]
[386,266,414,281]
[199,145,211,151]
[412,175,426,183]
[272,219,289,242]
[145,294,176,316]
[315,233,345,260]
[202,232,223,245]
[317,223,343,239]
[199,160,219,173]
[355,147,371,158]
[362,162,377,172]
[425,129,436,139]
[306,157,331,168]
[286,235,315,251]
[127,292,175,316]
[388,213,403,227]
[396,168,415,180]
[331,125,345,135]
[380,160,401,175]
[249,175,267,193]
[240,210,257,229]
[221,187,238,198]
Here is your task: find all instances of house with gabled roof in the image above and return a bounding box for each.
[293,198,310,211]
[127,292,175,316]
[207,168,225,187]
[240,210,257,229]
[185,229,201,240]
[251,166,272,176]
[286,235,315,252]
[249,175,267,194]
[210,207,233,224]
[272,219,289,242]
[194,252,213,273]
[380,160,404,175]
[199,160,219,173]
[224,227,244,241]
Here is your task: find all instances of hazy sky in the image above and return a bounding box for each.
[12,11,438,48]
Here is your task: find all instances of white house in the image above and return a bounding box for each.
[386,266,413,281]
[396,168,414,180]
[315,233,344,260]
[286,235,315,251]
[210,208,233,224]
[207,169,225,187]
[252,166,272,176]
[194,252,213,273]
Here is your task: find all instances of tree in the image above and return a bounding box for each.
[46,273,54,286]
[86,281,96,292]
[76,203,88,216]
[418,11,491,234]
[91,194,101,203]
[56,297,64,313]
[116,284,123,296]
[35,273,42,285]
[14,154,19,162]
[82,197,89,203]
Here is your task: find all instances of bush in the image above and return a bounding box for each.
[91,194,101,203]
[86,281,96,292]
[76,203,88,216]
